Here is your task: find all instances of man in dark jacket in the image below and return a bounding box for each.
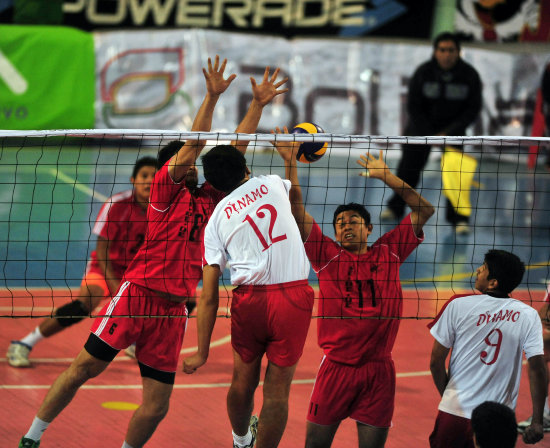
[382,32,482,234]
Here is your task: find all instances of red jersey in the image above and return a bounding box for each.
[90,190,148,279]
[304,215,423,365]
[124,162,224,297]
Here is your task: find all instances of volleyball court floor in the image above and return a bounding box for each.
[1,145,550,446]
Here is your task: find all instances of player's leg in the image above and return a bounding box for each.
[356,423,389,448]
[124,376,173,447]
[19,349,110,446]
[255,360,297,448]
[7,272,107,367]
[305,422,340,448]
[227,350,262,445]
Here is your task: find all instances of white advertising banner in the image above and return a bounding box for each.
[94,29,550,146]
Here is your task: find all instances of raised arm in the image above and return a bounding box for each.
[271,126,313,241]
[357,150,435,236]
[170,55,237,181]
[231,67,289,154]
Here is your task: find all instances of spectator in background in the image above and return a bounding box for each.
[471,401,517,448]
[381,31,482,235]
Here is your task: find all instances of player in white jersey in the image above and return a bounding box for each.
[518,282,550,432]
[184,145,314,448]
[428,250,546,447]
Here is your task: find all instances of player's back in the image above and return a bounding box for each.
[204,175,309,285]
[433,294,543,417]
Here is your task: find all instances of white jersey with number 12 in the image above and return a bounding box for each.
[203,175,310,285]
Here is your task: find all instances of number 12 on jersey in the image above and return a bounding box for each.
[243,204,287,251]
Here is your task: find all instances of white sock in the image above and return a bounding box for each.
[121,442,134,448]
[20,327,44,348]
[544,397,550,416]
[24,416,49,441]
[232,429,252,447]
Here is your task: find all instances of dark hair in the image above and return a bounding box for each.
[332,203,371,230]
[201,145,247,192]
[157,141,185,170]
[433,32,461,52]
[132,156,157,178]
[484,250,525,295]
[471,401,517,448]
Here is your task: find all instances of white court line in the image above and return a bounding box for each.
[49,168,109,202]
[0,335,232,365]
[0,370,433,390]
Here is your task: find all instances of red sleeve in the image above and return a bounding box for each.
[304,220,340,272]
[427,293,471,329]
[375,214,423,263]
[149,162,185,212]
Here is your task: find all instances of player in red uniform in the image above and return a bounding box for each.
[7,156,157,367]
[272,129,435,448]
[18,56,288,448]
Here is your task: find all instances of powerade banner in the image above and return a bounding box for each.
[455,0,550,42]
[94,28,550,143]
[0,25,94,130]
[63,0,434,38]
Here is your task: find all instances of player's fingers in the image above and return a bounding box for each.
[220,57,227,73]
[202,67,208,79]
[250,77,257,88]
[274,77,289,88]
[270,67,280,82]
[207,57,213,72]
[378,149,383,160]
[226,74,237,84]
[283,126,289,133]
[213,54,220,70]
[274,88,289,96]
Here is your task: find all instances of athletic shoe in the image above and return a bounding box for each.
[18,437,40,447]
[455,223,470,235]
[380,208,397,221]
[7,341,32,367]
[517,414,550,433]
[233,415,259,448]
[124,343,136,359]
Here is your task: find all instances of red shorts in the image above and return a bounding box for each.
[231,280,314,367]
[89,281,188,372]
[307,355,395,427]
[429,410,474,448]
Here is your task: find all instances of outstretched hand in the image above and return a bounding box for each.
[203,55,237,96]
[251,67,289,107]
[271,126,300,162]
[357,150,390,181]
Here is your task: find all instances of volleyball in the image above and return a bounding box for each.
[291,122,328,163]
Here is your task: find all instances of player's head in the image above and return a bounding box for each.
[433,32,461,71]
[131,156,157,203]
[157,140,200,189]
[157,141,185,169]
[332,203,373,252]
[202,145,249,192]
[471,401,517,448]
[475,250,525,295]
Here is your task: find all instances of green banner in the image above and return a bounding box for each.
[0,25,94,130]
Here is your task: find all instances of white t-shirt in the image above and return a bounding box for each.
[203,175,310,285]
[430,294,543,419]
